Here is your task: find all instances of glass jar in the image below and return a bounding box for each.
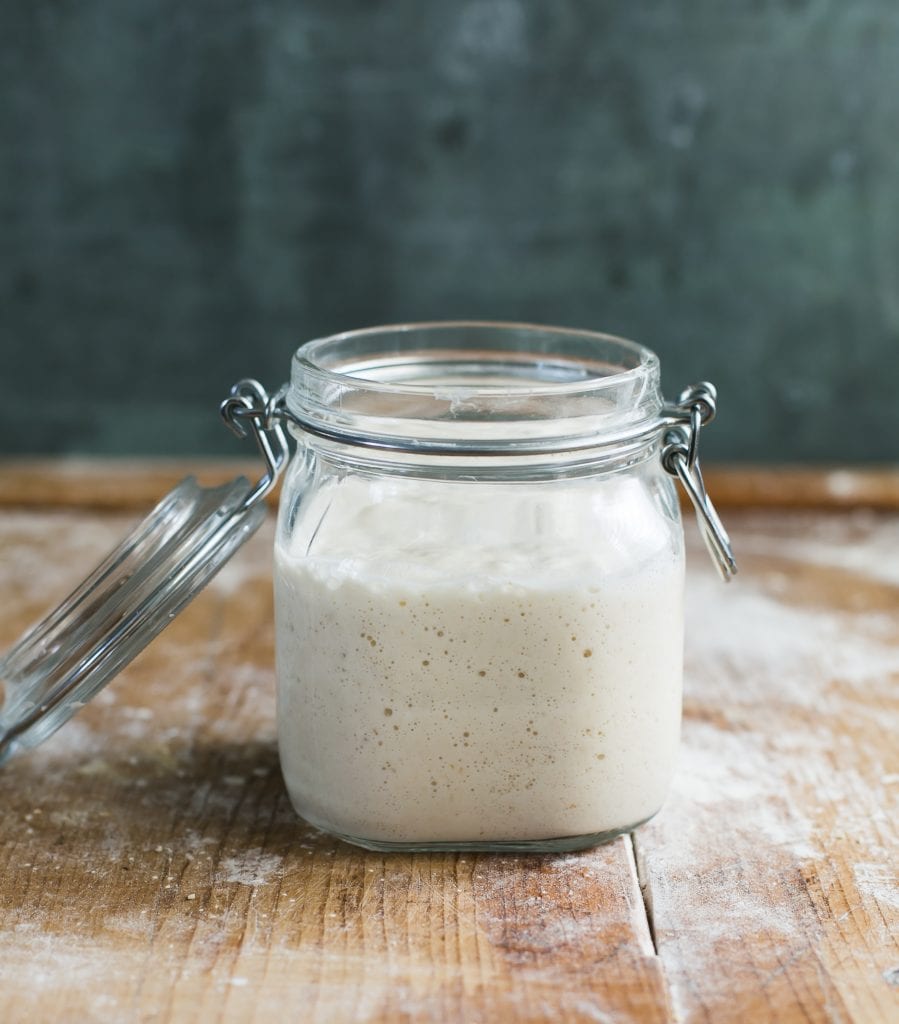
[271,322,718,852]
[0,321,734,855]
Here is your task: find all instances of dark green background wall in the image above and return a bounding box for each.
[2,1,898,461]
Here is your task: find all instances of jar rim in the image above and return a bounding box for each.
[293,320,658,397]
[286,321,663,457]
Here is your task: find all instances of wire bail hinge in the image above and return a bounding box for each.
[661,383,738,582]
[220,380,291,510]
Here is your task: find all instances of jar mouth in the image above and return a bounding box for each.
[287,321,663,455]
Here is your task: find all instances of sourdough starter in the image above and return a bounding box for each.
[275,475,684,844]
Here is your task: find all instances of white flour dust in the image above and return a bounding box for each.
[854,862,899,911]
[219,849,284,887]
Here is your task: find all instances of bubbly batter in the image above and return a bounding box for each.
[275,474,684,845]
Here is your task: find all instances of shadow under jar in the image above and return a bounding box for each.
[273,322,691,853]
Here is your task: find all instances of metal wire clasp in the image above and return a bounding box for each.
[220,380,291,509]
[661,383,737,581]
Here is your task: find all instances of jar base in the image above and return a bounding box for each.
[325,814,657,854]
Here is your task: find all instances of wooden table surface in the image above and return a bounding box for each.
[0,461,897,1024]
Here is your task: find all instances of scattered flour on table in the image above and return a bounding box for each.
[686,573,899,705]
[736,510,899,589]
[651,514,899,1016]
[16,720,101,766]
[219,849,284,886]
[854,863,899,910]
[672,736,820,860]
[0,924,136,992]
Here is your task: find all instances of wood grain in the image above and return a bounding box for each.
[0,468,898,1023]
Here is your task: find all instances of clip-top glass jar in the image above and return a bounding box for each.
[270,322,733,852]
[0,321,735,854]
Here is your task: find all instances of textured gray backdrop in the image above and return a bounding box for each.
[2,1,898,461]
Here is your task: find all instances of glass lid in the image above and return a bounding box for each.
[0,476,267,763]
[0,379,288,764]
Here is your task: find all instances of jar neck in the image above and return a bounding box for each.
[294,432,666,482]
[284,322,664,462]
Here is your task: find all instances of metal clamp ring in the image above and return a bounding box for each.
[220,380,291,510]
[661,383,737,581]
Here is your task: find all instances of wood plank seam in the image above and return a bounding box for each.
[630,832,659,958]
